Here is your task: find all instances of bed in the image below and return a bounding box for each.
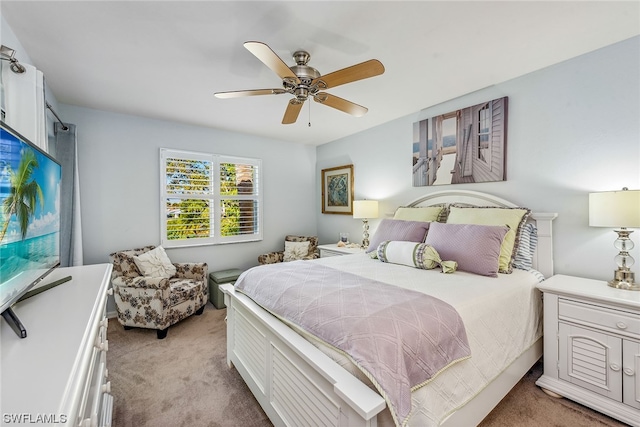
[221,190,557,427]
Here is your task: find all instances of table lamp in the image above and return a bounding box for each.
[589,187,640,290]
[353,200,379,249]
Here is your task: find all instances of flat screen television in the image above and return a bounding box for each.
[0,121,61,337]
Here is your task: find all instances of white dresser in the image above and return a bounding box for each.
[536,274,640,426]
[1,264,114,427]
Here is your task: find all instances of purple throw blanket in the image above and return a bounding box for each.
[235,261,471,427]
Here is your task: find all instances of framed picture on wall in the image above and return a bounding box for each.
[412,96,508,187]
[321,164,354,214]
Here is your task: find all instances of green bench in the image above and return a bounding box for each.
[208,268,243,309]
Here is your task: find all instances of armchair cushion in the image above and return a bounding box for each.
[169,278,206,306]
[133,246,176,278]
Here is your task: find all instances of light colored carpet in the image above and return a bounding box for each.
[108,303,628,427]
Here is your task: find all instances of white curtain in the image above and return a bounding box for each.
[1,61,47,150]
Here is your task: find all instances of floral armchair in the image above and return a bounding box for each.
[109,246,208,339]
[258,235,320,264]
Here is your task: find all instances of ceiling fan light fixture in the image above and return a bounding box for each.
[295,87,309,101]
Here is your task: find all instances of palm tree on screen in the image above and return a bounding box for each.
[0,149,44,243]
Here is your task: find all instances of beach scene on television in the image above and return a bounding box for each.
[0,126,61,305]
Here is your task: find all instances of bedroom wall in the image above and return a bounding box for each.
[1,16,32,66]
[316,36,640,283]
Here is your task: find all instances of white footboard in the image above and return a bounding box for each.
[221,284,386,427]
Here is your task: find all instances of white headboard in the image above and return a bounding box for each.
[403,190,558,278]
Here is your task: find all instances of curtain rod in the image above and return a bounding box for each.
[46,102,69,131]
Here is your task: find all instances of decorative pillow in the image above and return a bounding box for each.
[377,240,457,273]
[133,246,176,278]
[513,223,538,271]
[393,206,443,222]
[446,205,531,273]
[424,222,509,277]
[285,235,318,254]
[365,219,431,253]
[283,241,311,261]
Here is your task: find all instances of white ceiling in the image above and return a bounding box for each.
[2,1,639,146]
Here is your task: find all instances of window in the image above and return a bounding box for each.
[477,103,491,163]
[160,148,262,248]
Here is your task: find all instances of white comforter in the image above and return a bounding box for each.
[307,253,543,427]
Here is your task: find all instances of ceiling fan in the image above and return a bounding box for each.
[214,41,385,125]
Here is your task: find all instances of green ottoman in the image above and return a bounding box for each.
[209,268,243,309]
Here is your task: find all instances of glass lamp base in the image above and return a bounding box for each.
[607,269,639,291]
[361,219,370,249]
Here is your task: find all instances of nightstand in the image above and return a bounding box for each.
[536,274,640,426]
[317,244,364,258]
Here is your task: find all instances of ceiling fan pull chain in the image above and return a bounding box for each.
[308,101,312,127]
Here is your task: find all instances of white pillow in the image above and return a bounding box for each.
[376,240,457,273]
[133,246,176,278]
[283,241,311,262]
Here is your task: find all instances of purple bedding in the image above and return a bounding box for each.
[235,261,471,426]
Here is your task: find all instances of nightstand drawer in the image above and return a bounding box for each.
[320,249,342,257]
[318,244,364,258]
[559,298,640,339]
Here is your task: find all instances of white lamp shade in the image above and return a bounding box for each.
[353,200,379,219]
[589,189,640,228]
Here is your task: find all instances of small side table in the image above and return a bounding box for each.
[536,274,640,426]
[318,244,364,258]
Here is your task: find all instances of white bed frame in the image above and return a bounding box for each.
[221,190,557,427]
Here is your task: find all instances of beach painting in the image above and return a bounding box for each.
[412,96,508,186]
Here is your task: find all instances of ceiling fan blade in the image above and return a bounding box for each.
[214,88,286,99]
[313,92,368,117]
[312,59,384,90]
[282,99,304,124]
[244,41,300,84]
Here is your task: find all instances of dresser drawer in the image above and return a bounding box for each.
[559,298,640,339]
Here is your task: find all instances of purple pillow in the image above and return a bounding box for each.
[365,219,430,253]
[424,222,509,277]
